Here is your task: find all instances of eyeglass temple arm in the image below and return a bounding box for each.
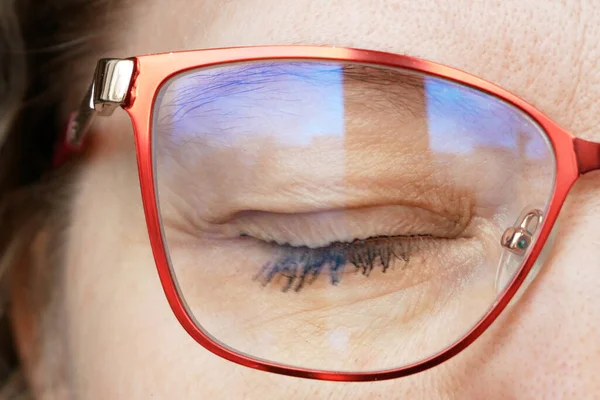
[66,58,135,148]
[574,137,600,175]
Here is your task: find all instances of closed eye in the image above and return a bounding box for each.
[252,234,434,292]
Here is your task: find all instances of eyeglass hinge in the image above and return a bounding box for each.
[64,58,134,148]
[92,58,135,116]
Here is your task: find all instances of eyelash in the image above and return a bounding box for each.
[252,235,430,292]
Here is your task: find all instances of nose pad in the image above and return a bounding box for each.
[495,208,544,294]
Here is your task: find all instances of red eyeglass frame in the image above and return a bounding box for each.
[62,46,600,382]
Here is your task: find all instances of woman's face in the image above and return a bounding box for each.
[13,0,600,398]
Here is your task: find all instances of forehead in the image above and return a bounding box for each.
[117,0,600,140]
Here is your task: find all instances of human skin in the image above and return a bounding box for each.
[10,1,600,399]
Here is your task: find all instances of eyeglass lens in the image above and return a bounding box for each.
[151,61,556,372]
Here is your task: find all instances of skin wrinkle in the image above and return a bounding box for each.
[163,168,477,245]
[9,1,600,399]
[238,270,472,372]
[225,205,468,247]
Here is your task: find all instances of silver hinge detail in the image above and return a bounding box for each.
[66,59,134,147]
[93,59,135,115]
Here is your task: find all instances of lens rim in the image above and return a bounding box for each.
[124,45,579,381]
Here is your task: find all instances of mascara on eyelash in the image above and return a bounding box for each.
[252,235,429,293]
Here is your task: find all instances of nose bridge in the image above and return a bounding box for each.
[574,137,600,175]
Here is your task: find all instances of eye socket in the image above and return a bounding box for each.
[152,60,556,373]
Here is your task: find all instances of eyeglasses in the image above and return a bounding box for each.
[59,46,600,382]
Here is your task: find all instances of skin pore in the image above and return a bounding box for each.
[10,0,600,399]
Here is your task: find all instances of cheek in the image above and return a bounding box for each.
[60,149,259,398]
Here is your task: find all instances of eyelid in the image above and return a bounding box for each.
[210,204,471,248]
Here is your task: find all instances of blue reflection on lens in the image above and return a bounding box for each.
[425,77,519,155]
[282,63,345,145]
[160,62,345,147]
